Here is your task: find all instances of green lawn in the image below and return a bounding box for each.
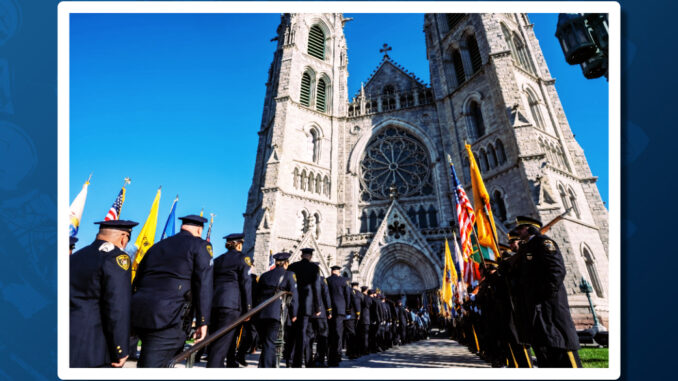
[579,347,608,368]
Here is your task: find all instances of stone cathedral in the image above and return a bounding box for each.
[242,13,609,326]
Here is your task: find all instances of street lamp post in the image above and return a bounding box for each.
[578,276,607,335]
[555,13,609,80]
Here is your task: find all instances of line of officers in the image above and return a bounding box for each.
[69,214,432,368]
[444,216,583,368]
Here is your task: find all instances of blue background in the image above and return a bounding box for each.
[0,0,663,379]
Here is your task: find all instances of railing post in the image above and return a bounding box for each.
[275,294,291,368]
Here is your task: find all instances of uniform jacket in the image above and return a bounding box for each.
[212,250,252,312]
[312,277,332,319]
[370,296,382,325]
[517,234,579,350]
[347,288,362,320]
[326,274,351,316]
[359,293,372,325]
[70,240,131,367]
[254,266,298,321]
[287,259,322,316]
[131,230,213,330]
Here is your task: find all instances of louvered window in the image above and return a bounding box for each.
[308,25,325,60]
[446,14,465,31]
[467,34,482,73]
[452,49,465,86]
[316,78,326,112]
[300,72,311,106]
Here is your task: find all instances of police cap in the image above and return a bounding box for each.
[179,214,208,226]
[498,242,510,250]
[330,265,342,271]
[515,216,542,229]
[273,252,291,261]
[368,289,375,294]
[508,227,521,241]
[223,233,244,241]
[94,219,139,233]
[351,281,359,286]
[300,247,314,255]
[360,286,368,292]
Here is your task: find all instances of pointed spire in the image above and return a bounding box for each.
[360,82,365,98]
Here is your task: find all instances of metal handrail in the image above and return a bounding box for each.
[168,290,292,367]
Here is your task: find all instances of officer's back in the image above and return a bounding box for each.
[256,266,298,320]
[326,273,350,314]
[213,250,252,311]
[360,289,372,325]
[287,258,321,316]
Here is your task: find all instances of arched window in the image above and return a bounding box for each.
[488,145,498,168]
[418,206,428,229]
[315,175,322,194]
[526,90,545,130]
[558,147,570,171]
[446,14,465,31]
[293,168,300,188]
[468,100,485,139]
[466,34,482,74]
[428,205,438,228]
[496,140,507,164]
[558,184,569,211]
[568,188,581,218]
[323,176,330,196]
[307,25,325,60]
[501,24,517,60]
[300,170,308,191]
[314,213,321,238]
[377,209,386,228]
[452,49,465,86]
[365,99,377,114]
[307,172,314,193]
[513,34,532,72]
[400,92,414,108]
[407,207,417,225]
[301,210,310,233]
[583,246,604,297]
[480,149,489,172]
[300,72,312,107]
[369,211,377,232]
[360,211,368,233]
[310,129,320,162]
[383,85,396,111]
[492,190,507,222]
[316,78,327,112]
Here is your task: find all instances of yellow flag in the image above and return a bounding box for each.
[465,144,500,260]
[441,239,455,309]
[131,187,161,282]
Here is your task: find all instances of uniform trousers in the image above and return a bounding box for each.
[343,319,357,357]
[206,308,240,367]
[310,317,329,364]
[358,324,370,355]
[291,316,312,367]
[328,315,345,366]
[256,319,281,368]
[137,323,186,368]
[535,347,582,368]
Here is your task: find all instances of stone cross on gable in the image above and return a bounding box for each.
[380,43,392,58]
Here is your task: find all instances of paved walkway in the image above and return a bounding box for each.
[125,331,489,368]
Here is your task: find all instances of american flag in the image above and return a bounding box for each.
[268,250,275,270]
[206,213,215,242]
[449,161,475,261]
[104,187,126,221]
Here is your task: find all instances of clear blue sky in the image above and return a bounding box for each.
[70,13,609,252]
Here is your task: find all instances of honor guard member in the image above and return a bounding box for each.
[207,233,253,368]
[69,236,78,255]
[70,219,138,368]
[131,214,214,368]
[368,289,382,352]
[309,262,332,367]
[326,265,350,366]
[514,216,582,368]
[344,282,362,359]
[254,252,298,368]
[287,248,322,367]
[358,286,372,356]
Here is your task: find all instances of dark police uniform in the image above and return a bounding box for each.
[344,284,362,358]
[131,215,213,368]
[309,274,332,366]
[254,253,298,368]
[368,291,382,352]
[358,287,372,356]
[69,220,137,367]
[206,234,253,368]
[287,250,322,367]
[326,269,350,366]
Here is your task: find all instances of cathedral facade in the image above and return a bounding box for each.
[242,13,609,326]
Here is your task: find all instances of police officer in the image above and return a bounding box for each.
[344,281,362,359]
[70,219,138,367]
[309,264,332,367]
[69,236,78,255]
[514,216,582,368]
[206,233,252,368]
[131,215,214,368]
[287,248,322,367]
[368,289,382,353]
[254,252,298,368]
[326,265,350,366]
[358,286,371,356]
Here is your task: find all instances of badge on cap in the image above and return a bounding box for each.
[206,244,213,257]
[244,256,253,267]
[526,253,533,261]
[116,254,130,271]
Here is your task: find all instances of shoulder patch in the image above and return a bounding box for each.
[244,256,253,267]
[98,241,115,253]
[543,239,557,253]
[292,273,297,282]
[115,254,130,271]
[206,244,213,257]
[256,275,261,282]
